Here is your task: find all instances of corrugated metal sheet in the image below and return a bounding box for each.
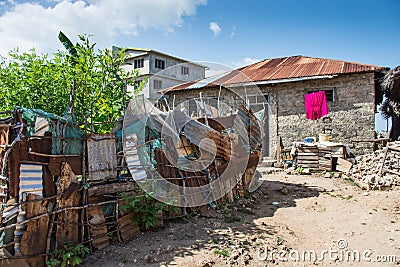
[124,134,147,181]
[33,117,49,136]
[19,164,43,199]
[165,55,385,92]
[87,134,117,181]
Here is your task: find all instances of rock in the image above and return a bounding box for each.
[280,186,289,195]
[144,254,153,263]
[198,259,215,267]
[348,142,400,190]
[286,166,295,174]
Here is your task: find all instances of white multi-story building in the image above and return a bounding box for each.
[121,48,206,103]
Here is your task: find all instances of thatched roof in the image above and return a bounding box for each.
[380,98,400,119]
[381,65,400,103]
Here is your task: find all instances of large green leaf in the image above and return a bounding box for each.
[58,31,78,58]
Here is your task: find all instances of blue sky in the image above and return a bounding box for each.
[0,0,399,68]
[0,0,398,130]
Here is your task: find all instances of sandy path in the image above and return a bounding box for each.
[83,170,400,267]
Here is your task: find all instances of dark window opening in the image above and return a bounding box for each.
[181,66,189,75]
[155,59,165,69]
[134,79,142,90]
[307,89,334,102]
[154,80,162,90]
[134,58,144,69]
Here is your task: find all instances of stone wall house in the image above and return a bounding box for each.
[163,56,387,158]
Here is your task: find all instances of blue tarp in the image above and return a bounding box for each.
[20,107,83,155]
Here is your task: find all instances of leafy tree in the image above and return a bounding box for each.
[0,33,140,133]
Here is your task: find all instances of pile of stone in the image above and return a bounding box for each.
[347,141,400,190]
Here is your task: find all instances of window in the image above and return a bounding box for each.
[134,79,142,90]
[134,58,144,69]
[307,88,334,102]
[154,79,162,90]
[181,66,189,75]
[180,96,218,117]
[155,59,165,69]
[246,94,269,112]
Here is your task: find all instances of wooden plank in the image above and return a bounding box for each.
[88,205,109,250]
[298,147,318,151]
[88,182,137,197]
[336,157,353,172]
[318,154,332,157]
[21,194,48,267]
[276,135,281,162]
[388,146,400,153]
[298,155,319,160]
[118,214,140,241]
[383,168,400,175]
[298,164,319,168]
[43,166,56,198]
[319,159,332,163]
[319,163,332,166]
[319,166,332,171]
[298,160,319,164]
[298,152,318,156]
[55,162,80,249]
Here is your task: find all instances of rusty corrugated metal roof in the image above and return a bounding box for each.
[165,55,385,92]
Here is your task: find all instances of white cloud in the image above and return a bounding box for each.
[0,0,207,55]
[230,25,236,37]
[205,68,228,78]
[230,57,260,68]
[209,21,221,38]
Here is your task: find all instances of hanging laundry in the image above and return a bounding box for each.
[305,91,328,120]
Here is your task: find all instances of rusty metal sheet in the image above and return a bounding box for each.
[165,55,384,92]
[118,214,140,241]
[0,123,10,147]
[21,193,48,267]
[55,162,80,248]
[236,105,262,151]
[28,132,52,163]
[87,134,117,181]
[124,134,147,181]
[88,205,109,250]
[48,156,82,176]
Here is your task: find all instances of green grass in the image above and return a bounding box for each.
[213,249,230,257]
[343,177,357,186]
[345,195,353,200]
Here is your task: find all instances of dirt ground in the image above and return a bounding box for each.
[83,168,400,266]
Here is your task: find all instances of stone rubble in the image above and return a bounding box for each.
[348,141,400,189]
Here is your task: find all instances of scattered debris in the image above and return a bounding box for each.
[348,141,400,189]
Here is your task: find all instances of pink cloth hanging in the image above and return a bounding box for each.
[305,91,328,120]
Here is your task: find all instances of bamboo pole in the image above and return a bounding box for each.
[0,200,118,232]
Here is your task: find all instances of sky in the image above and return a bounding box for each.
[0,0,399,130]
